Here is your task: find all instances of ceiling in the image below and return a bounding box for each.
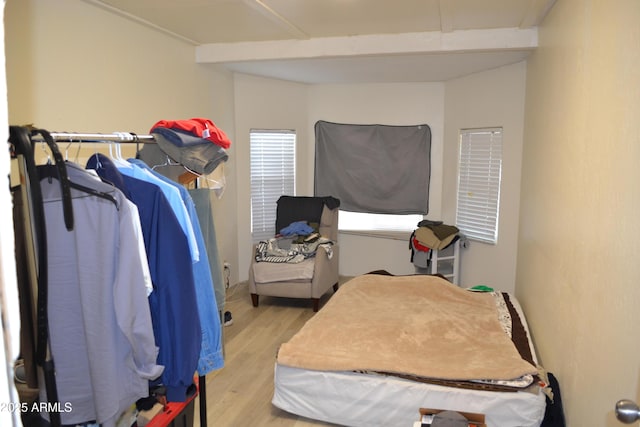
[85,0,557,84]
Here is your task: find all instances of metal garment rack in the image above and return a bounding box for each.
[38,131,157,143]
[29,131,209,427]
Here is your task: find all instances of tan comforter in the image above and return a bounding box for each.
[277,274,537,381]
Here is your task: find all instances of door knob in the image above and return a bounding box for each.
[616,399,640,423]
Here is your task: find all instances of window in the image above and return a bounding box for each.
[314,121,430,233]
[456,127,503,244]
[339,211,423,232]
[250,129,296,242]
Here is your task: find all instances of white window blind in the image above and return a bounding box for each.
[456,128,503,244]
[250,129,296,243]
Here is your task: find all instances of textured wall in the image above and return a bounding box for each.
[517,0,640,425]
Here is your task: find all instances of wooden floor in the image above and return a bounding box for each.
[193,279,348,427]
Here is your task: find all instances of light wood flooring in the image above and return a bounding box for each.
[193,279,350,427]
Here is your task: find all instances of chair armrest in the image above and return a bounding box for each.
[311,244,340,298]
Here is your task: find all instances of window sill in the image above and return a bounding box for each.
[338,229,412,241]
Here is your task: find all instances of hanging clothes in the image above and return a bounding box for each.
[189,188,226,311]
[128,158,224,374]
[11,127,220,427]
[114,157,200,263]
[38,162,163,426]
[86,154,201,402]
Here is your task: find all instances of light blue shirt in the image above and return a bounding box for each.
[115,159,200,263]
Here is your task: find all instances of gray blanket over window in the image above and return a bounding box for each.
[314,120,431,214]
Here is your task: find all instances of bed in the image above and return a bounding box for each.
[272,273,548,427]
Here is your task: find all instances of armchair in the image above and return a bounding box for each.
[248,196,340,312]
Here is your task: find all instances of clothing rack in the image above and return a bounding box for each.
[12,128,209,427]
[33,131,156,143]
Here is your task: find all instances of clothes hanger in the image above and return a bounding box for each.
[63,137,82,163]
[34,129,119,212]
[151,155,182,170]
[108,140,131,169]
[37,164,119,210]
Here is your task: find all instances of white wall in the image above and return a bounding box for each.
[443,62,527,293]
[233,74,310,281]
[4,0,239,285]
[234,74,528,286]
[0,2,22,424]
[6,0,225,132]
[234,79,445,280]
[518,0,640,425]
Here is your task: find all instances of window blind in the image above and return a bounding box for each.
[250,129,296,242]
[456,128,503,244]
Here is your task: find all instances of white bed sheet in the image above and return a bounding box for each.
[272,291,547,427]
[273,364,546,427]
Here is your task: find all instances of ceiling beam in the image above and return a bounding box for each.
[196,27,538,64]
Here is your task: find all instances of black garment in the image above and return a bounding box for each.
[275,196,340,235]
[541,372,566,427]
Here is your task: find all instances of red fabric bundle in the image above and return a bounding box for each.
[151,118,231,149]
